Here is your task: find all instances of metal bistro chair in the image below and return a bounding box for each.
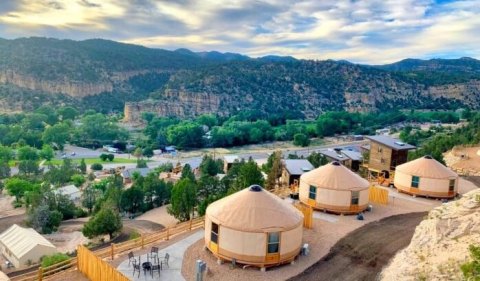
[132,256,141,278]
[160,253,170,269]
[128,251,137,267]
[150,256,161,278]
[148,246,159,261]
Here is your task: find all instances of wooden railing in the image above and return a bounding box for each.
[10,217,205,281]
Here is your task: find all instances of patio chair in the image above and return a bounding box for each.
[160,253,170,268]
[151,256,161,278]
[132,257,141,278]
[148,246,159,261]
[128,251,137,267]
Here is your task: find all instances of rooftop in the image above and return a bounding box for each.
[121,168,152,178]
[365,135,416,150]
[0,224,56,259]
[283,159,314,175]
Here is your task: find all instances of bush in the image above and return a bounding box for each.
[129,230,141,240]
[293,133,310,147]
[41,253,70,268]
[99,154,108,161]
[74,207,88,218]
[90,163,103,171]
[106,154,114,162]
[71,174,85,187]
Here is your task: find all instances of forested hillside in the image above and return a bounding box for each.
[0,37,479,116]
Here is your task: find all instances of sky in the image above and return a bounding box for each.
[0,0,479,63]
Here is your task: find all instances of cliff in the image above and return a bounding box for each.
[380,188,480,281]
[1,37,480,116]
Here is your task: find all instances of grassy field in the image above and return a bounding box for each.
[47,158,139,165]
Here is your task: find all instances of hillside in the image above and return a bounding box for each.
[380,188,480,280]
[0,37,479,117]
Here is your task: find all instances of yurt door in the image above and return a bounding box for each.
[210,222,219,254]
[265,232,280,263]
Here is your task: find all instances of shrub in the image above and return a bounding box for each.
[71,174,85,187]
[99,154,108,161]
[106,154,114,162]
[129,230,141,240]
[41,253,70,268]
[90,163,103,171]
[293,133,310,147]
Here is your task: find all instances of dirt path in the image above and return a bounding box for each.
[289,212,426,281]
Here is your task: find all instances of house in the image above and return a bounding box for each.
[365,135,416,174]
[223,155,240,173]
[0,224,57,268]
[318,148,363,171]
[54,185,81,203]
[281,159,314,186]
[121,168,152,184]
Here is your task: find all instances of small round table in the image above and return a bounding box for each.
[142,261,152,275]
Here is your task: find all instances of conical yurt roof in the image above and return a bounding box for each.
[300,162,369,191]
[395,156,458,179]
[206,185,303,232]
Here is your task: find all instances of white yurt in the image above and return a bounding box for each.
[299,162,370,214]
[205,185,304,267]
[394,156,459,198]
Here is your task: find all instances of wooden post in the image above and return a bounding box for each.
[189,218,193,230]
[38,267,43,281]
[166,228,170,241]
[141,235,145,249]
[111,243,115,261]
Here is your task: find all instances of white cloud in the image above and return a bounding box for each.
[0,0,479,63]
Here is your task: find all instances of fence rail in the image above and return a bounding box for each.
[10,217,204,281]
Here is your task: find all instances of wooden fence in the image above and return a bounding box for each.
[294,202,313,229]
[10,217,205,281]
[369,186,389,205]
[77,245,129,281]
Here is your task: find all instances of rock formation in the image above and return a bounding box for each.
[380,189,480,280]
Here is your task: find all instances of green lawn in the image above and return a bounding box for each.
[47,157,139,165]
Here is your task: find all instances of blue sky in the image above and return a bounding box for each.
[0,0,479,63]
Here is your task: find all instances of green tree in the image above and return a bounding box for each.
[168,178,197,221]
[181,164,196,181]
[120,186,145,214]
[265,151,282,190]
[39,144,55,161]
[293,133,310,147]
[56,107,78,121]
[166,122,204,149]
[231,159,264,192]
[199,155,221,177]
[79,158,87,174]
[17,146,39,161]
[42,123,71,150]
[143,147,154,159]
[307,152,329,168]
[0,162,10,179]
[106,154,115,161]
[99,154,109,161]
[5,178,34,203]
[0,145,13,162]
[82,206,123,240]
[71,174,86,187]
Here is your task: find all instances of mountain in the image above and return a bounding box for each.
[0,37,479,118]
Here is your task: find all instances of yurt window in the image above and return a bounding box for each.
[351,191,359,205]
[211,222,219,244]
[411,176,420,188]
[309,186,316,200]
[449,179,455,191]
[267,232,280,254]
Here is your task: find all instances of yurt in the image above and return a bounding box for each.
[394,156,459,198]
[205,185,304,267]
[299,162,370,214]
